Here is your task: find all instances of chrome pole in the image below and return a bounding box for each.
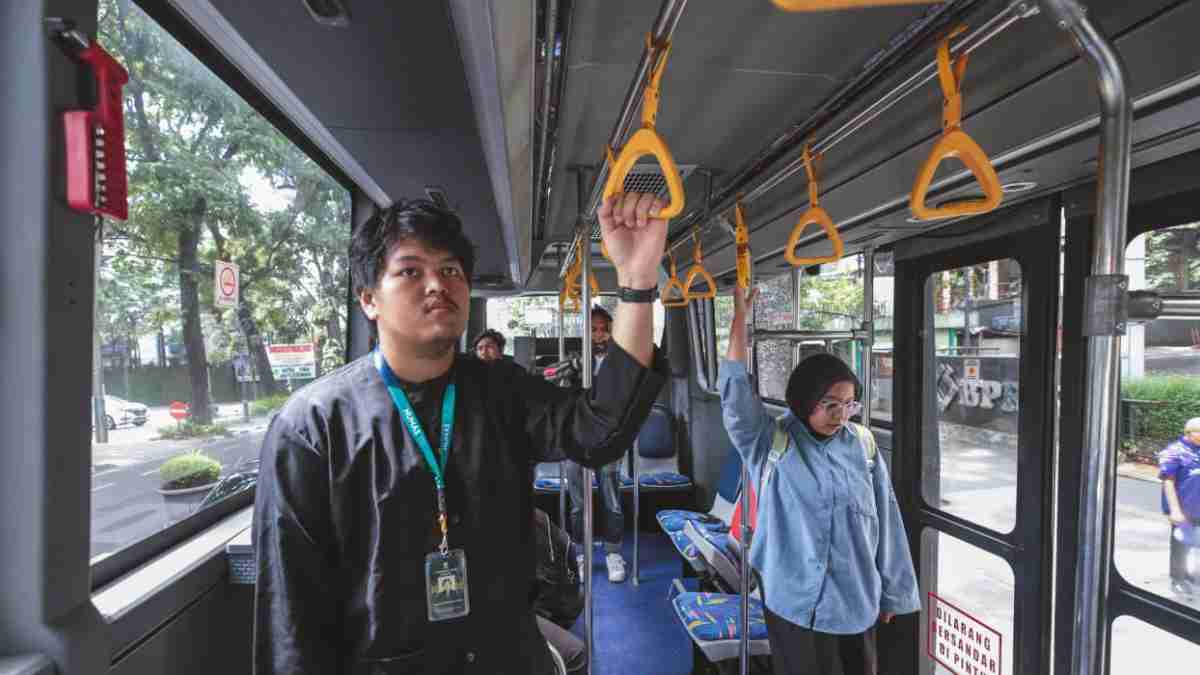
[1037,2,1132,674]
[862,247,876,423]
[739,457,752,675]
[581,225,595,675]
[632,437,640,586]
[558,284,568,530]
[536,0,559,215]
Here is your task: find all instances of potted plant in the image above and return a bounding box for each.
[157,450,222,524]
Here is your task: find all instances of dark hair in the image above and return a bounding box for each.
[591,306,613,325]
[473,329,506,352]
[349,198,476,294]
[785,353,861,419]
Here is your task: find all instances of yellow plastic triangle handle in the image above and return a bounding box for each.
[734,201,752,290]
[684,265,717,300]
[910,130,1003,221]
[661,253,689,308]
[559,287,580,314]
[784,206,845,266]
[603,129,687,220]
[773,0,940,11]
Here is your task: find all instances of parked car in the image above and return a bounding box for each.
[91,395,149,430]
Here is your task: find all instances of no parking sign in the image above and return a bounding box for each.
[215,260,238,308]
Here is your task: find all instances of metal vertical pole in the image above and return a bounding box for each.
[738,247,756,675]
[581,228,596,675]
[632,437,640,585]
[558,287,568,530]
[862,247,876,424]
[1037,2,1132,674]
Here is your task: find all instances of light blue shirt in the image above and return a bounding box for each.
[719,359,921,634]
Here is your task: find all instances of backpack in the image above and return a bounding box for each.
[532,508,583,629]
[731,420,877,544]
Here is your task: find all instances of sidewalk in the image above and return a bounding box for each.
[1118,461,1161,483]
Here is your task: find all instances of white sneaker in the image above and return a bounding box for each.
[605,552,627,583]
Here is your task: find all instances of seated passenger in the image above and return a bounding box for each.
[473,328,506,363]
[719,286,920,675]
[253,193,669,674]
[1159,417,1200,599]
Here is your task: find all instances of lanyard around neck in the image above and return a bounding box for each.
[373,350,456,490]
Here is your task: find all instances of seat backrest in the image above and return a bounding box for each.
[684,520,741,593]
[636,404,674,459]
[708,448,743,525]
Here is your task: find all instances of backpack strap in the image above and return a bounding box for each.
[847,422,878,464]
[759,417,790,493]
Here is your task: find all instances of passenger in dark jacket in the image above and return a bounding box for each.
[253,193,669,674]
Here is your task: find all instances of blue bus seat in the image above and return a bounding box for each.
[655,445,741,537]
[631,404,692,491]
[668,579,771,663]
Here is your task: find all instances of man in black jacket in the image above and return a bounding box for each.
[253,192,669,674]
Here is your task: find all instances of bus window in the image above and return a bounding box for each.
[91,1,350,565]
[872,251,895,425]
[754,272,796,403]
[1113,223,1200,611]
[486,295,666,354]
[1110,615,1200,672]
[922,259,1023,534]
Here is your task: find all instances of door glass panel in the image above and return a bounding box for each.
[922,260,1023,533]
[1111,615,1200,673]
[1114,223,1200,608]
[873,251,896,423]
[920,529,1015,675]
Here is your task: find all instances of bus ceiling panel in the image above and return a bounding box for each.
[686,0,1200,281]
[542,0,934,241]
[204,0,477,132]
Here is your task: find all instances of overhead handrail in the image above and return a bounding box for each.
[910,25,1003,221]
[773,0,940,11]
[684,231,717,300]
[662,251,689,308]
[734,200,752,289]
[602,34,686,220]
[784,144,845,267]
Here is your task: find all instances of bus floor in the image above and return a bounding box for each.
[570,527,695,674]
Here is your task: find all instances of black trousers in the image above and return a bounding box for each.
[764,607,878,675]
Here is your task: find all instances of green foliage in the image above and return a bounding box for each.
[159,451,221,490]
[1121,375,1200,451]
[157,420,232,441]
[1142,223,1199,292]
[252,393,291,417]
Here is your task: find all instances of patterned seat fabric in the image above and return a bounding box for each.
[672,592,768,642]
[639,471,692,487]
[667,529,702,566]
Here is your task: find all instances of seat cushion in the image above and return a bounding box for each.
[672,592,768,642]
[639,471,692,488]
[656,509,729,534]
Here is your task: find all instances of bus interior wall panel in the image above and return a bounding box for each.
[0,0,109,671]
[108,583,252,675]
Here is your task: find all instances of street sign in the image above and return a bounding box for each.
[963,358,981,382]
[215,260,238,308]
[168,401,190,421]
[266,343,316,380]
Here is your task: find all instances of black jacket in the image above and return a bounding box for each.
[253,343,666,674]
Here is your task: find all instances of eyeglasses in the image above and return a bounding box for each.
[817,399,862,417]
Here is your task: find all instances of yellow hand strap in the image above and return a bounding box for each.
[784,144,844,267]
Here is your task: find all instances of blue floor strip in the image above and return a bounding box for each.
[570,529,693,675]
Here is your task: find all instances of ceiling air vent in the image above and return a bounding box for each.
[590,163,695,240]
[301,0,350,27]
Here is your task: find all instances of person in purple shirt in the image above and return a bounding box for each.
[1159,417,1200,599]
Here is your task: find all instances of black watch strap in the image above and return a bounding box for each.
[618,285,658,303]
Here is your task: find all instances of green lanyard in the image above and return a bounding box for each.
[375,350,457,552]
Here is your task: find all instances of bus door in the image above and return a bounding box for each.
[891,198,1061,675]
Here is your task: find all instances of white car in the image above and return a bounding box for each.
[92,395,149,430]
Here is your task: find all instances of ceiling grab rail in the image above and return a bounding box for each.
[662,251,689,307]
[773,0,940,11]
[684,230,717,300]
[602,34,687,220]
[734,200,753,289]
[784,144,845,266]
[909,25,1003,220]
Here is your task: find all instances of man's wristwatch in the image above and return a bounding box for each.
[617,285,658,303]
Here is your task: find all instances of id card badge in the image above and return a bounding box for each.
[425,548,470,622]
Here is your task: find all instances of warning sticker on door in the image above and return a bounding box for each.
[927,592,1002,675]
